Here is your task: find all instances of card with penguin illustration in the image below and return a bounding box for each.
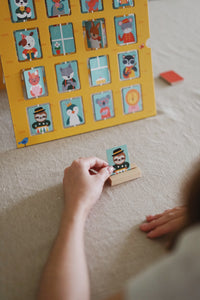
[60,97,85,128]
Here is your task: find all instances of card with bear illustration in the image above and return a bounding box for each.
[89,56,110,86]
[113,0,134,9]
[14,28,42,61]
[9,0,36,23]
[27,103,53,135]
[45,0,70,18]
[80,0,103,13]
[92,90,114,121]
[60,97,85,128]
[122,84,143,114]
[118,50,140,80]
[83,19,107,50]
[114,14,137,45]
[106,144,131,175]
[56,61,80,93]
[23,67,46,99]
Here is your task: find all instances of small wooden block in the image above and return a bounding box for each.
[160,70,184,85]
[108,163,142,186]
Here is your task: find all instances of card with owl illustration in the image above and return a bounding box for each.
[122,84,143,114]
[60,97,85,128]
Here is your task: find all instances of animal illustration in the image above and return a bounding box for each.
[86,21,102,49]
[51,0,65,16]
[18,32,38,60]
[96,94,111,119]
[122,54,137,79]
[125,89,140,113]
[85,0,99,12]
[32,107,51,134]
[118,0,130,6]
[112,148,130,174]
[14,0,32,22]
[118,18,135,43]
[18,137,29,147]
[28,70,43,98]
[66,103,83,127]
[60,64,77,92]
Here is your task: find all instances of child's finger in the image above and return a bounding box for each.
[147,217,184,238]
[140,213,179,232]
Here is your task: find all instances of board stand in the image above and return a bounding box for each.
[108,163,141,186]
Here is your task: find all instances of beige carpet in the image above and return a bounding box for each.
[1,1,200,299]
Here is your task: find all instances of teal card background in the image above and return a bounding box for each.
[84,19,106,49]
[23,67,45,99]
[60,97,85,128]
[106,144,131,175]
[113,0,134,9]
[56,61,80,93]
[45,0,70,17]
[114,14,137,45]
[122,84,143,114]
[89,56,110,86]
[9,0,35,23]
[92,90,114,121]
[80,0,103,13]
[118,50,140,80]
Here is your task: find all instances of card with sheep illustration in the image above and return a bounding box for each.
[60,98,85,128]
[23,67,46,99]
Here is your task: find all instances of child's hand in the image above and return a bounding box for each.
[140,206,187,238]
[63,157,113,218]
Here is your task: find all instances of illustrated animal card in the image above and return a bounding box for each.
[122,84,143,114]
[27,104,53,135]
[118,50,139,80]
[89,56,110,86]
[45,0,70,17]
[49,23,75,55]
[60,97,85,128]
[14,29,42,61]
[106,144,131,175]
[23,67,46,99]
[115,15,137,45]
[84,19,107,50]
[113,0,134,9]
[56,61,80,92]
[80,0,103,13]
[9,0,35,23]
[92,90,114,121]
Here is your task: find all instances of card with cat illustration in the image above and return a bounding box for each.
[80,0,103,13]
[60,97,85,128]
[45,0,70,17]
[49,23,75,56]
[113,0,134,9]
[9,0,36,23]
[114,14,137,45]
[14,28,42,61]
[118,50,140,80]
[23,67,46,99]
[89,56,110,86]
[56,61,80,93]
[92,90,114,121]
[27,103,53,135]
[83,19,107,50]
[122,84,143,114]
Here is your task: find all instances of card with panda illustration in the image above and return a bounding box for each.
[56,61,80,93]
[45,0,70,18]
[106,144,131,175]
[80,0,103,13]
[113,0,134,9]
[27,103,53,135]
[92,90,114,121]
[118,50,140,80]
[23,67,46,99]
[9,0,36,23]
[122,84,143,114]
[114,15,137,45]
[14,29,42,61]
[83,19,107,50]
[60,97,85,128]
[89,56,110,86]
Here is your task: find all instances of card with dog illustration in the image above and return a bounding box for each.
[9,0,36,23]
[118,50,140,80]
[106,144,131,175]
[60,97,85,128]
[45,0,70,17]
[114,15,137,45]
[56,61,80,93]
[122,84,143,114]
[83,19,107,50]
[14,29,42,61]
[49,23,75,56]
[23,67,46,99]
[80,0,103,13]
[113,0,134,9]
[27,103,53,135]
[89,56,110,86]
[92,90,114,121]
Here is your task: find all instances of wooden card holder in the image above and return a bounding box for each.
[108,163,141,186]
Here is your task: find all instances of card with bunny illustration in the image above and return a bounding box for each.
[23,67,46,99]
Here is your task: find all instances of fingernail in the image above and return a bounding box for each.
[107,166,114,174]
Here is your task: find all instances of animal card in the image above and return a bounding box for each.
[118,50,140,80]
[122,84,143,114]
[92,90,114,121]
[14,29,42,61]
[89,56,110,86]
[80,0,103,13]
[113,0,134,9]
[9,0,36,23]
[49,23,75,56]
[83,19,107,50]
[45,0,70,17]
[60,97,85,128]
[56,61,80,93]
[27,104,53,135]
[23,67,46,99]
[106,144,131,175]
[114,15,137,45]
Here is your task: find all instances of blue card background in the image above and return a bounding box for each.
[106,144,131,175]
[80,0,103,13]
[49,24,75,55]
[122,84,143,114]
[113,0,134,9]
[45,0,70,17]
[84,19,106,49]
[23,67,45,99]
[118,50,140,80]
[60,97,85,128]
[92,90,114,121]
[89,56,110,86]
[56,61,80,93]
[114,14,137,45]
[9,0,35,23]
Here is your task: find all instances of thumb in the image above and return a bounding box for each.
[97,166,114,182]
